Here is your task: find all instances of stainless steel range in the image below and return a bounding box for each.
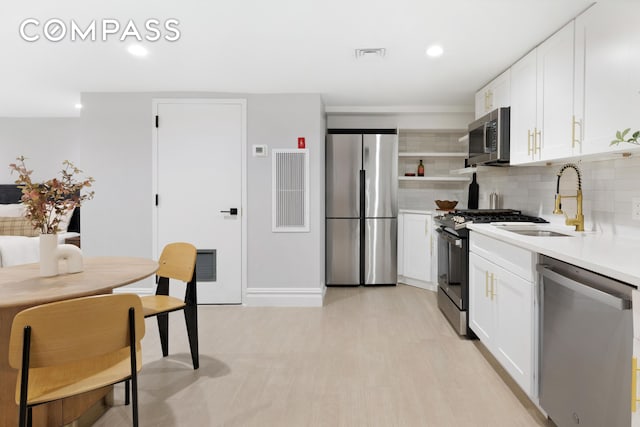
[434,209,547,335]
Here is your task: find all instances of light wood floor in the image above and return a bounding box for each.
[94,285,549,426]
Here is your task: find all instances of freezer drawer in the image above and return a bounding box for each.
[326,219,360,285]
[364,218,397,285]
[363,134,397,218]
[326,134,362,218]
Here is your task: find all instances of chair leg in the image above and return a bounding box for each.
[157,313,169,357]
[125,379,130,405]
[27,407,32,427]
[19,401,27,427]
[131,377,139,427]
[19,326,31,427]
[129,308,139,427]
[184,305,199,369]
[19,407,30,427]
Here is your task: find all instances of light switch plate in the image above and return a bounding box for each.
[632,197,640,220]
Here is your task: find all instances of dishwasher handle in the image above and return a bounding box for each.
[537,264,631,310]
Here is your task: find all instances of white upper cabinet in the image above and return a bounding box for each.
[510,22,577,165]
[510,50,538,165]
[574,3,640,156]
[475,69,511,119]
[511,3,640,165]
[537,22,576,161]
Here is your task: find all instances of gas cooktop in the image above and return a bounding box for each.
[435,209,548,230]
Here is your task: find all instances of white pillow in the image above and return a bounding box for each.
[0,204,26,217]
[57,207,76,233]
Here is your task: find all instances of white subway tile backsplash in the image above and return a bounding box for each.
[614,190,640,202]
[474,156,640,236]
[592,167,615,180]
[399,133,640,231]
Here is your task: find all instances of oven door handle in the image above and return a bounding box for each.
[436,228,462,247]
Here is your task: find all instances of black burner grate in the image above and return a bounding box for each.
[436,209,548,228]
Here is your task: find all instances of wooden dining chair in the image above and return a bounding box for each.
[8,294,145,427]
[141,242,199,369]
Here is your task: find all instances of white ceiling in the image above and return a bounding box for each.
[1,0,594,117]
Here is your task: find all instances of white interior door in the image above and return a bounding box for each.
[153,99,245,304]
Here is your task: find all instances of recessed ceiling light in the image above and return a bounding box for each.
[426,45,444,58]
[127,44,149,57]
[74,103,83,109]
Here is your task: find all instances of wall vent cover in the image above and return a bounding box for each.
[354,48,386,59]
[272,149,309,232]
[196,249,216,282]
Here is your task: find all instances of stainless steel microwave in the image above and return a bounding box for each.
[467,107,510,166]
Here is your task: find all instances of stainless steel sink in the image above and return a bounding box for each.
[493,224,575,237]
[506,229,573,237]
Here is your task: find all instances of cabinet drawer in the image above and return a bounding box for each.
[469,232,536,282]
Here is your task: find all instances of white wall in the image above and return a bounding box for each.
[326,112,473,130]
[79,92,325,305]
[79,93,153,259]
[246,94,325,305]
[0,118,81,183]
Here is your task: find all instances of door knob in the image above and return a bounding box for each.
[220,208,238,215]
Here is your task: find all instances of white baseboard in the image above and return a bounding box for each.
[245,286,326,307]
[116,285,327,307]
[398,276,437,292]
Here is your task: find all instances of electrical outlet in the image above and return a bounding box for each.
[633,197,640,220]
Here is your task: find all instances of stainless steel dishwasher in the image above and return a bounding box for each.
[538,256,632,427]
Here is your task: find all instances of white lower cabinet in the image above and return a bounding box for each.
[397,212,435,290]
[469,234,535,396]
[469,253,496,343]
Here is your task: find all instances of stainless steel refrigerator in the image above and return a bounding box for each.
[326,129,397,286]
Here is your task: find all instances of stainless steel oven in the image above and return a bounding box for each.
[435,226,469,335]
[434,209,548,336]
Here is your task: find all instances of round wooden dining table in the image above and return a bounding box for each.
[0,256,158,427]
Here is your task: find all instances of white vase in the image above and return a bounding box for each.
[39,234,84,277]
[39,233,59,277]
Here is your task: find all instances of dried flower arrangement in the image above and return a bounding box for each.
[8,156,95,234]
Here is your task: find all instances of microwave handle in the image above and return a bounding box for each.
[483,122,490,153]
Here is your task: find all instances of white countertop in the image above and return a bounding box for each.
[467,223,640,287]
[398,209,437,215]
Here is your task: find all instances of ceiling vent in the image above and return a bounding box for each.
[354,48,386,59]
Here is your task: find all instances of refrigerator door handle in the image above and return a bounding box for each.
[359,169,365,285]
[359,170,365,219]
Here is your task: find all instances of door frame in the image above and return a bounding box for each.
[151,98,248,304]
